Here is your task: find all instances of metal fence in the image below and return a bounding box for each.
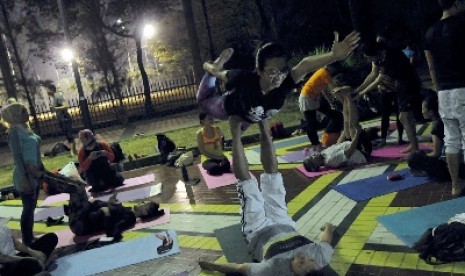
[32,75,198,138]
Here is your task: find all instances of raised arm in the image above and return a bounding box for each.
[354,62,381,96]
[230,116,251,181]
[291,31,360,83]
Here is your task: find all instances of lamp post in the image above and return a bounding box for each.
[57,0,92,130]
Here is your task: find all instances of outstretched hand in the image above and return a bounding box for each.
[331,31,360,61]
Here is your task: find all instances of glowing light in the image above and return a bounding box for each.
[61,48,74,61]
[143,24,155,39]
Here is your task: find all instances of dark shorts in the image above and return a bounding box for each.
[396,81,419,112]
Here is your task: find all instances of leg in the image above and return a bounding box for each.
[257,121,295,228]
[1,257,43,276]
[20,182,39,246]
[196,74,229,120]
[303,109,320,146]
[438,89,465,196]
[202,159,224,176]
[319,98,343,133]
[399,111,418,153]
[230,116,271,242]
[380,91,393,141]
[29,233,58,258]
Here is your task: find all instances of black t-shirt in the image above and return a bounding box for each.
[223,69,296,123]
[425,15,465,90]
[431,118,444,141]
[377,48,419,88]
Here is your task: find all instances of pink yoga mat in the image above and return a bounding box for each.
[371,144,431,158]
[35,185,154,221]
[296,166,338,178]
[40,173,155,207]
[198,164,255,189]
[54,208,170,248]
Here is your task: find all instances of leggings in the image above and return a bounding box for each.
[304,98,343,145]
[197,74,229,120]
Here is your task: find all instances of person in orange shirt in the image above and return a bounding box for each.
[77,129,124,193]
[299,63,343,150]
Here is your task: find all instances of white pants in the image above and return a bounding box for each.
[236,173,296,243]
[438,88,465,157]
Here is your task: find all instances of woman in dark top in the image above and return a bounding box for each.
[197,32,360,124]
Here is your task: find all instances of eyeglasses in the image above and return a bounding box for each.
[265,68,289,80]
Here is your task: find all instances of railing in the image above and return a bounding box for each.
[30,75,199,138]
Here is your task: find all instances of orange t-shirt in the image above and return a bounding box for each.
[300,68,332,99]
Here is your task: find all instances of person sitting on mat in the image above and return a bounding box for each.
[303,126,372,172]
[199,115,336,275]
[77,129,124,193]
[0,219,58,276]
[196,112,231,176]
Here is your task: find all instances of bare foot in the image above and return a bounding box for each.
[452,182,465,197]
[203,48,234,73]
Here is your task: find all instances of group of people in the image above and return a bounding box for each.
[0,101,128,275]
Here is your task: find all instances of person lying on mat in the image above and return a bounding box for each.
[66,192,165,241]
[196,112,231,176]
[0,219,58,276]
[199,115,336,275]
[77,129,124,193]
[303,127,372,172]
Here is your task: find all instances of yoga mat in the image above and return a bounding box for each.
[35,183,160,221]
[248,135,309,153]
[245,150,287,165]
[54,208,171,248]
[214,224,252,263]
[371,144,431,159]
[50,229,179,276]
[296,166,338,178]
[333,168,430,201]
[377,197,465,248]
[40,173,156,206]
[0,206,23,220]
[198,164,255,189]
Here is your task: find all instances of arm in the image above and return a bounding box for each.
[424,50,439,92]
[355,63,381,96]
[101,142,115,162]
[230,116,251,181]
[13,237,46,265]
[428,134,443,157]
[199,260,250,275]
[78,149,94,172]
[291,32,360,83]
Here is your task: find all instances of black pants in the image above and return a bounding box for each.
[202,158,231,176]
[0,233,58,276]
[304,98,343,145]
[380,91,403,140]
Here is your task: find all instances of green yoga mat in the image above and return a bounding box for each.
[214,224,253,263]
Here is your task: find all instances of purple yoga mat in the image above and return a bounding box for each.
[35,184,156,221]
[296,165,338,178]
[40,173,155,207]
[54,208,170,248]
[281,151,306,163]
[371,144,431,159]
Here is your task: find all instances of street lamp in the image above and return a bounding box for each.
[61,48,74,62]
[143,24,155,39]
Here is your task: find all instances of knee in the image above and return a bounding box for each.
[445,145,461,155]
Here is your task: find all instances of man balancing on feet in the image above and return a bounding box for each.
[199,116,336,275]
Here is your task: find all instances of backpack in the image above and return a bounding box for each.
[270,122,288,139]
[414,222,465,264]
[156,134,176,162]
[44,142,70,157]
[110,142,125,163]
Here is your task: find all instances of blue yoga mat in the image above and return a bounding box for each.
[377,197,465,248]
[249,135,309,153]
[50,230,179,276]
[333,168,431,201]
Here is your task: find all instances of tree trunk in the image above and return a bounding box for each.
[181,0,204,84]
[0,34,16,99]
[135,33,153,115]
